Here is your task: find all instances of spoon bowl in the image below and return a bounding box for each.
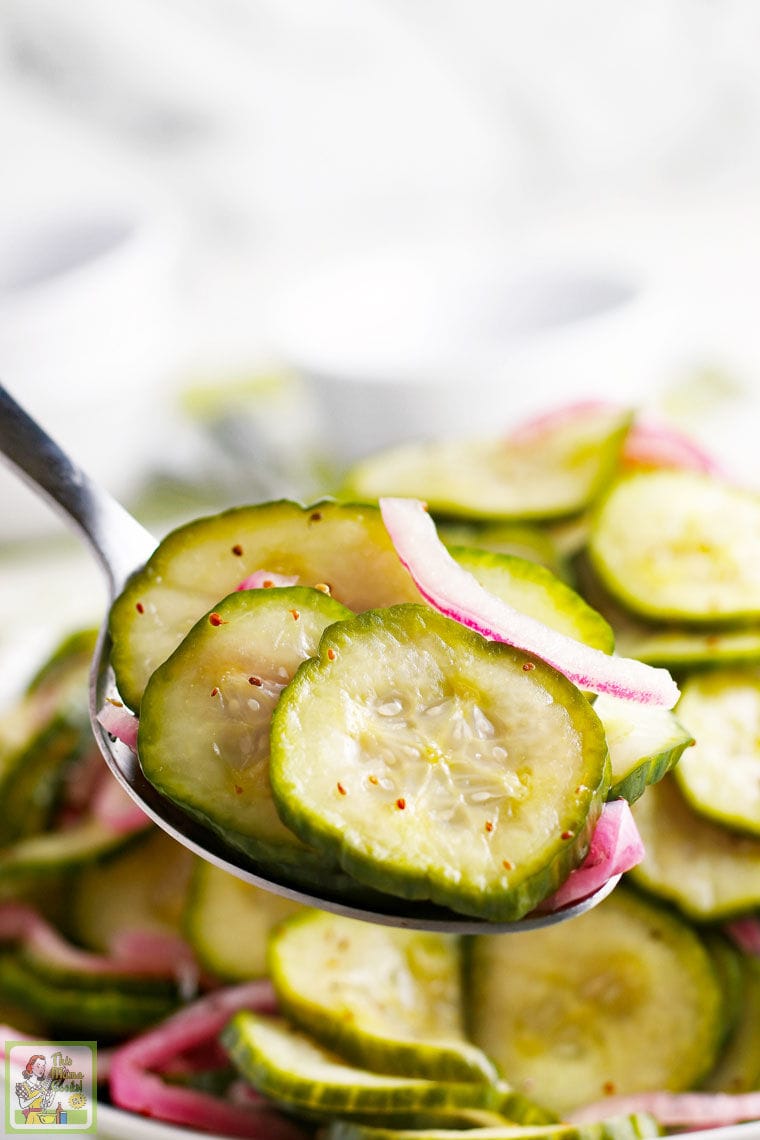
[0,382,619,933]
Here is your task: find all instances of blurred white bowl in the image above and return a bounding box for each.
[0,203,184,539]
[270,238,673,466]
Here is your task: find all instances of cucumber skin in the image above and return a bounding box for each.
[221,1011,506,1120]
[607,737,692,805]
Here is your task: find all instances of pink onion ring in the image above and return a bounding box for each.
[97,700,139,750]
[568,1089,760,1129]
[109,983,305,1138]
[380,497,679,707]
[538,800,645,913]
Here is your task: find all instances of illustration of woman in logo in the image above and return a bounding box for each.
[14,1054,55,1124]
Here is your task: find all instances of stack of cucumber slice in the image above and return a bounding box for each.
[583,470,760,921]
[103,428,694,920]
[220,903,666,1138]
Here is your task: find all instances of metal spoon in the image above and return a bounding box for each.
[0,382,619,933]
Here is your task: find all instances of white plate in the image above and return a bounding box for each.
[93,1104,760,1139]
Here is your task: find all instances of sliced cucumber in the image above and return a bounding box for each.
[183,860,302,980]
[438,522,569,581]
[68,827,196,954]
[24,627,97,698]
[451,548,613,656]
[271,604,609,921]
[701,932,745,1051]
[466,887,723,1118]
[322,1115,663,1140]
[138,586,354,878]
[0,629,95,847]
[0,817,147,884]
[629,775,760,920]
[109,499,422,710]
[0,715,86,846]
[221,1011,505,1120]
[591,694,694,803]
[341,408,632,523]
[702,954,760,1093]
[0,951,179,1039]
[624,626,760,670]
[673,668,760,836]
[268,909,497,1083]
[588,471,760,624]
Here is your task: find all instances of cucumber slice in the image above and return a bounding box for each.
[24,627,97,698]
[438,522,569,581]
[466,887,723,1118]
[221,1011,505,1120]
[138,587,355,878]
[588,471,760,624]
[268,909,497,1083]
[183,860,302,980]
[452,548,613,656]
[703,954,760,1093]
[0,817,146,883]
[271,604,609,921]
[341,409,632,523]
[673,668,760,836]
[0,715,86,846]
[624,626,760,671]
[68,827,195,954]
[109,499,422,710]
[701,932,745,1051]
[629,775,760,920]
[0,951,179,1039]
[322,1115,663,1140]
[0,629,95,847]
[591,694,694,804]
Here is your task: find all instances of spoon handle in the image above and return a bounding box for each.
[0,383,156,595]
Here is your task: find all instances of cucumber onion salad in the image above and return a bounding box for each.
[3,400,760,1135]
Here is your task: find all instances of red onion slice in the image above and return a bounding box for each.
[538,800,645,913]
[97,700,139,750]
[724,915,760,957]
[622,417,724,475]
[568,1089,760,1129]
[0,901,186,980]
[505,399,621,444]
[109,982,305,1138]
[90,769,150,835]
[380,497,679,707]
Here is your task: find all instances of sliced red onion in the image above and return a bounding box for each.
[97,700,139,750]
[109,982,305,1138]
[237,570,299,591]
[724,915,760,957]
[0,901,186,980]
[538,800,645,913]
[380,497,679,707]
[622,418,724,475]
[567,1089,760,1129]
[90,769,150,835]
[110,928,201,1000]
[504,399,623,444]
